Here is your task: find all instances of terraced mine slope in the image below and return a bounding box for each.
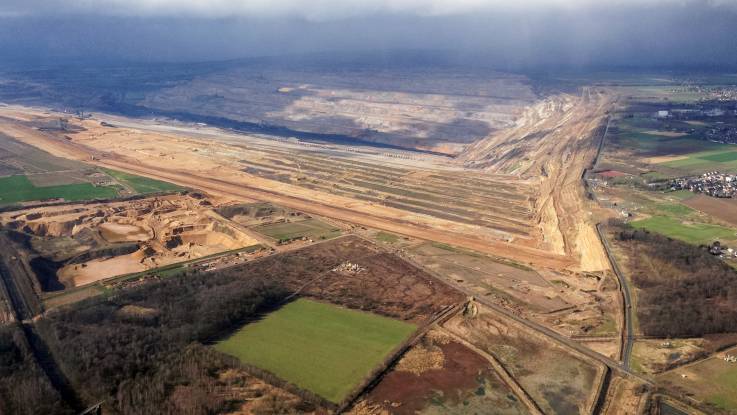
[140,67,536,155]
[0,105,577,269]
[0,88,612,273]
[460,88,612,271]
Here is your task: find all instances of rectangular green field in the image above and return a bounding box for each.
[0,175,120,205]
[102,168,183,193]
[215,298,416,403]
[252,218,341,241]
[630,216,737,245]
[659,147,737,173]
[698,151,737,162]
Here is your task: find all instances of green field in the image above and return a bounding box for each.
[631,216,736,245]
[660,147,737,173]
[103,168,183,193]
[613,116,737,174]
[659,348,737,412]
[654,203,694,216]
[253,218,341,242]
[0,175,120,205]
[709,363,737,411]
[215,298,416,403]
[664,190,697,201]
[375,231,399,243]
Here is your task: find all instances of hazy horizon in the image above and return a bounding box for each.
[2,0,737,69]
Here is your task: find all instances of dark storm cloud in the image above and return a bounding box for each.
[0,0,736,67]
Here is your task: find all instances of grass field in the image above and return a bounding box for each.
[630,216,736,245]
[614,116,737,174]
[0,175,120,205]
[659,348,737,412]
[253,218,341,242]
[375,231,399,243]
[664,190,696,201]
[660,147,737,173]
[215,298,416,403]
[655,203,694,216]
[103,168,183,193]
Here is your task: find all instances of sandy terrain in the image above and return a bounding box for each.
[0,107,576,269]
[1,194,260,288]
[99,222,153,242]
[139,67,536,154]
[0,89,616,275]
[460,89,612,272]
[683,194,737,227]
[59,253,148,286]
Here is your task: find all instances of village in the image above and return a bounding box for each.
[667,84,737,102]
[669,171,737,198]
[704,125,737,145]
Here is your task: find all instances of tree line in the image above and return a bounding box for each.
[37,266,291,414]
[612,222,737,337]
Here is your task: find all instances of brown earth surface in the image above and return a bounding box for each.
[443,305,605,415]
[354,330,527,415]
[682,194,737,227]
[0,109,577,269]
[220,235,464,323]
[0,194,259,288]
[460,88,613,272]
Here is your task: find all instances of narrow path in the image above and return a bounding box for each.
[438,326,545,415]
[596,223,634,370]
[401,252,651,384]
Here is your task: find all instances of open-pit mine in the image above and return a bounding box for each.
[0,87,610,273]
[0,67,657,415]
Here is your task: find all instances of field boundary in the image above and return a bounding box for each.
[438,325,545,415]
[336,302,465,413]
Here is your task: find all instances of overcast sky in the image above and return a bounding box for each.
[1,0,737,68]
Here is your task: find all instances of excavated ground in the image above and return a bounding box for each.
[0,194,259,288]
[0,105,577,269]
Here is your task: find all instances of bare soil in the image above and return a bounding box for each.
[354,330,527,415]
[683,194,737,227]
[0,106,577,270]
[443,306,603,415]
[460,88,613,272]
[0,194,260,288]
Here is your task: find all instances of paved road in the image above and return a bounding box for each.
[585,114,635,369]
[597,223,635,369]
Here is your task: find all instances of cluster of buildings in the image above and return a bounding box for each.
[708,242,737,259]
[667,85,737,102]
[669,172,737,198]
[704,126,737,145]
[655,106,737,120]
[707,87,737,102]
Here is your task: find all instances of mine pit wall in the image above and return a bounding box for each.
[30,243,140,292]
[0,190,186,215]
[0,272,16,323]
